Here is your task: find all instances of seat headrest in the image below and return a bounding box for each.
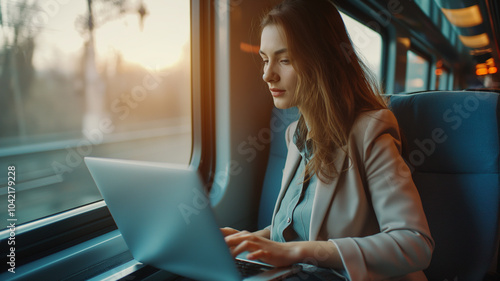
[389,91,500,174]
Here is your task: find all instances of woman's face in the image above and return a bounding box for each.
[260,24,298,109]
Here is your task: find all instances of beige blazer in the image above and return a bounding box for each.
[269,109,434,281]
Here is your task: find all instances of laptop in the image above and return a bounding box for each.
[84,157,301,281]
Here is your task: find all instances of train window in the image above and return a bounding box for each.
[0,0,192,227]
[415,0,459,45]
[450,28,457,46]
[340,12,383,82]
[441,14,452,39]
[438,68,450,90]
[405,50,430,92]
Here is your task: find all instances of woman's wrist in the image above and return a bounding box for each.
[290,241,344,269]
[287,241,308,264]
[253,228,271,239]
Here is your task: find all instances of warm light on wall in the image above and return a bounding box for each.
[240,42,260,54]
[459,33,490,48]
[441,5,483,28]
[479,59,498,74]
[476,63,487,76]
[397,37,411,48]
[476,68,488,75]
[476,62,497,75]
[435,60,443,76]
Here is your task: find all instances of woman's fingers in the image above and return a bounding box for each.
[224,230,251,245]
[225,232,265,256]
[231,237,265,257]
[220,227,240,237]
[225,232,253,251]
[222,230,296,267]
[247,249,270,261]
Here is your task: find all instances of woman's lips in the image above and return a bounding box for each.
[270,88,285,97]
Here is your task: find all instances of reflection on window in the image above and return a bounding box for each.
[405,50,429,92]
[0,0,192,227]
[340,12,383,82]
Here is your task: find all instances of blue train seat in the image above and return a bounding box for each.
[258,107,299,229]
[390,91,500,280]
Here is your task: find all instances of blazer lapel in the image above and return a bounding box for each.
[309,147,348,241]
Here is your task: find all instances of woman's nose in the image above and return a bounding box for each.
[263,65,279,83]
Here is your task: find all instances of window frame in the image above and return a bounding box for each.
[438,66,450,90]
[0,0,215,277]
[335,2,389,92]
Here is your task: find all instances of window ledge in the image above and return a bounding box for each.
[0,230,131,281]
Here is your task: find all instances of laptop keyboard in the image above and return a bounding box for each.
[235,259,273,277]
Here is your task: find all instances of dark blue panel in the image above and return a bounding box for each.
[258,107,299,229]
[455,24,488,37]
[268,107,300,158]
[258,154,286,229]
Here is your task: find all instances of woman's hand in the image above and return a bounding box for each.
[223,230,302,267]
[221,227,343,269]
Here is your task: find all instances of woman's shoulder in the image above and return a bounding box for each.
[353,108,398,132]
[350,108,401,144]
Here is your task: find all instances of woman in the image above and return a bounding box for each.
[223,0,434,280]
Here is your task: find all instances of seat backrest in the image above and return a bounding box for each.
[258,107,299,229]
[389,91,500,281]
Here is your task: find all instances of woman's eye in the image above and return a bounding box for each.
[280,59,290,64]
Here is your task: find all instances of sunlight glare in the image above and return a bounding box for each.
[29,0,189,71]
[95,0,190,70]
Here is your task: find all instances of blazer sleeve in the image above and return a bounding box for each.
[332,110,435,281]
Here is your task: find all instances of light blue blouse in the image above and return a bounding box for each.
[271,120,318,242]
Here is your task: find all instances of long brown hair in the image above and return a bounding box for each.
[261,0,387,183]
